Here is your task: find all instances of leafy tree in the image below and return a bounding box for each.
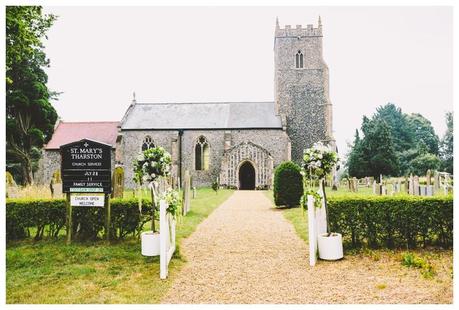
[361,118,399,177]
[347,129,367,178]
[373,103,413,153]
[346,102,443,178]
[440,111,453,174]
[6,6,58,185]
[347,117,399,178]
[406,113,439,155]
[409,153,441,176]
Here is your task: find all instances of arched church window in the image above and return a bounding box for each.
[195,136,210,171]
[295,50,304,68]
[141,135,155,151]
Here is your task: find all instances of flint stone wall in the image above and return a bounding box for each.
[120,128,290,189]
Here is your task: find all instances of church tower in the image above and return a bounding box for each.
[274,17,335,163]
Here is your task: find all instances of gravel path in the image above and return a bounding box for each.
[162,191,452,304]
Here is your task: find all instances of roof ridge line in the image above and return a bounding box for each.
[60,121,120,124]
[135,101,275,105]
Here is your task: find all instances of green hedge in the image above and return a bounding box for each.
[6,198,153,241]
[273,161,303,207]
[327,195,453,249]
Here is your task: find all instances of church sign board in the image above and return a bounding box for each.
[60,139,112,243]
[60,139,112,196]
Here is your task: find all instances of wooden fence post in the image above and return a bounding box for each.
[105,194,111,241]
[66,193,72,245]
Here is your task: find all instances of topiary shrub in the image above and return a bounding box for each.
[273,161,303,207]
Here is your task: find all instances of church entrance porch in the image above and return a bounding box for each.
[219,141,274,190]
[238,161,255,190]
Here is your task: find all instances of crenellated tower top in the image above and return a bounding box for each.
[275,16,322,37]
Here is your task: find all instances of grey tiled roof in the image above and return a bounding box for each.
[120,102,282,130]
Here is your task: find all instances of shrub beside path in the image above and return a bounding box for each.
[162,191,452,304]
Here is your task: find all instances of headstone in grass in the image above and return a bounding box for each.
[419,185,425,196]
[434,171,440,192]
[408,174,414,195]
[112,166,124,198]
[50,169,63,198]
[426,185,433,196]
[372,180,377,195]
[5,171,18,198]
[413,176,420,196]
[426,169,432,186]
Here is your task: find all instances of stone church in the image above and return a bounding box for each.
[38,18,334,190]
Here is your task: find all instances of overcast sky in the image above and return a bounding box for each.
[42,6,452,155]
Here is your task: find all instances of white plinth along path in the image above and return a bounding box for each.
[160,199,176,279]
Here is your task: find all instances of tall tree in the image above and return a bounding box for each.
[373,103,413,153]
[440,111,453,174]
[360,118,399,178]
[406,113,440,155]
[346,129,367,178]
[6,6,58,185]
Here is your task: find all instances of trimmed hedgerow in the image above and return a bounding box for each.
[273,161,304,207]
[6,198,154,241]
[327,195,453,249]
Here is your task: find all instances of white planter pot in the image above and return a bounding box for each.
[141,231,160,256]
[318,233,344,260]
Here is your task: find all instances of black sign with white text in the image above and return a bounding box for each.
[60,139,112,193]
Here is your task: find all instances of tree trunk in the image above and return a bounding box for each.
[22,156,33,185]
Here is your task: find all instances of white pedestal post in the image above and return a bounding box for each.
[307,195,317,266]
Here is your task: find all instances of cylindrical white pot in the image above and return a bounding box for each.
[141,231,160,256]
[318,233,344,260]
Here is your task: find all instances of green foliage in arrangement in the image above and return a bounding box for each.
[273,161,304,207]
[133,147,172,185]
[6,198,154,241]
[327,195,453,249]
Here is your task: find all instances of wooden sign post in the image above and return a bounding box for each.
[60,139,112,244]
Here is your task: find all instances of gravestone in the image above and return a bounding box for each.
[413,176,420,196]
[5,171,18,198]
[404,176,409,194]
[372,180,377,195]
[50,169,63,198]
[434,171,440,192]
[409,175,414,195]
[353,177,358,192]
[419,185,426,196]
[182,170,191,215]
[426,185,433,196]
[192,186,196,199]
[426,169,432,186]
[112,166,124,198]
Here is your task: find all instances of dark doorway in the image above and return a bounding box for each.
[239,161,255,190]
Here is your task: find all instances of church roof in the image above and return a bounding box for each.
[120,101,283,130]
[45,121,119,149]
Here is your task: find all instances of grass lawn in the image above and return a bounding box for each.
[6,187,233,304]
